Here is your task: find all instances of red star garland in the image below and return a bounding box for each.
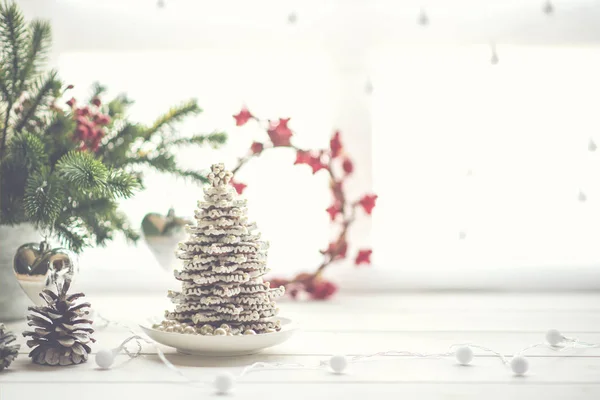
[231,108,377,300]
[294,150,311,165]
[251,142,264,154]
[359,194,378,215]
[329,241,348,260]
[342,157,354,175]
[330,130,343,158]
[233,107,253,126]
[308,153,326,174]
[230,180,247,195]
[309,280,338,300]
[355,249,373,266]
[267,118,293,147]
[326,204,342,221]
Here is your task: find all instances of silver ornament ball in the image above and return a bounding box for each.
[330,355,348,374]
[13,241,78,305]
[214,372,235,394]
[510,355,529,376]
[546,329,563,346]
[455,346,474,365]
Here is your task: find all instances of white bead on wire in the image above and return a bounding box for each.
[95,348,117,369]
[455,346,474,365]
[214,372,235,394]
[546,329,564,347]
[95,315,600,389]
[510,355,529,376]
[329,355,349,374]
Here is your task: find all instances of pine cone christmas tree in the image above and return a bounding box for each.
[155,163,285,335]
[0,324,20,370]
[23,281,95,366]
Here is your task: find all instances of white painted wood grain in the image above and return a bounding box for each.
[2,383,599,400]
[2,354,600,383]
[2,293,599,399]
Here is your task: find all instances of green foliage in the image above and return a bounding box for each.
[0,2,227,253]
[97,94,227,185]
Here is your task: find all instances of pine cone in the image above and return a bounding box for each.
[0,323,20,370]
[23,281,95,366]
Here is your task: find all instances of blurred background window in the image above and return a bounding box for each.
[19,0,600,291]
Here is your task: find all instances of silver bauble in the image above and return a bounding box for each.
[142,208,190,272]
[13,241,78,305]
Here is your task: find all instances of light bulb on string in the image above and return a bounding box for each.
[578,190,587,203]
[287,12,298,24]
[543,1,554,15]
[490,43,499,65]
[588,139,597,152]
[418,8,429,26]
[365,79,373,95]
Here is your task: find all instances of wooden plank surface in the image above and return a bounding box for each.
[1,293,599,399]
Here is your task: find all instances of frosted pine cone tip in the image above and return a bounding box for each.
[208,163,233,187]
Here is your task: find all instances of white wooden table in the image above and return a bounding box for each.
[2,293,600,399]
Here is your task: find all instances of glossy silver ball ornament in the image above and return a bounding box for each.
[13,241,77,305]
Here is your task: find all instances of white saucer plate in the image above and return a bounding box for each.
[139,316,297,356]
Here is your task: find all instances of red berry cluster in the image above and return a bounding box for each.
[232,107,378,300]
[66,96,111,152]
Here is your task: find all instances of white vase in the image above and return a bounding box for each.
[0,223,41,321]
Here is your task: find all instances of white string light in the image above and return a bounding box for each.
[95,316,600,394]
[418,9,429,26]
[287,12,298,25]
[490,42,499,65]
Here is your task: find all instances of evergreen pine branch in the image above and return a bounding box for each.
[0,2,27,160]
[0,66,9,102]
[0,1,26,95]
[107,93,133,118]
[89,81,107,100]
[6,131,47,170]
[103,168,140,198]
[124,153,177,171]
[54,221,87,253]
[69,197,114,216]
[15,69,59,132]
[19,20,51,94]
[162,131,227,148]
[55,151,108,191]
[169,168,208,184]
[142,99,201,140]
[23,167,63,227]
[98,122,140,162]
[106,208,139,244]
